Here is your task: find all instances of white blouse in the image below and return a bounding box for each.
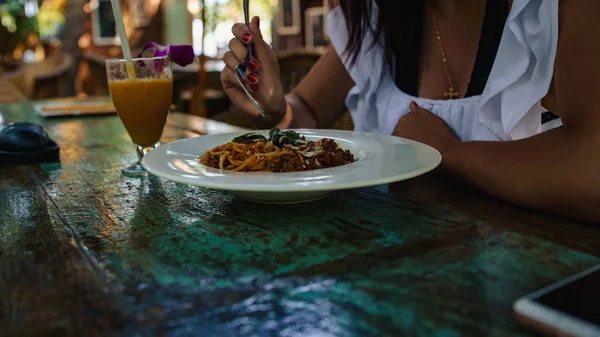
[326,0,560,141]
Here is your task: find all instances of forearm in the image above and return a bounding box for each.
[277,93,319,129]
[248,93,317,129]
[438,0,600,223]
[443,128,600,222]
[275,48,353,129]
[254,92,343,130]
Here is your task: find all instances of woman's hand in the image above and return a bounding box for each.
[393,102,461,155]
[221,16,287,123]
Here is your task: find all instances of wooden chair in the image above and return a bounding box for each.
[83,51,110,96]
[331,111,354,131]
[277,49,324,94]
[20,54,74,99]
[0,77,26,103]
[2,65,28,95]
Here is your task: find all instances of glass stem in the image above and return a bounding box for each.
[135,143,158,165]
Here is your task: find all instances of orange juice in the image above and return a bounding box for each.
[109,78,173,147]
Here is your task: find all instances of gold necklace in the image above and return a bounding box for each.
[433,15,459,100]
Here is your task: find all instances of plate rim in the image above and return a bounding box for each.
[142,129,442,192]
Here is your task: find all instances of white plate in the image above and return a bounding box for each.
[142,129,441,203]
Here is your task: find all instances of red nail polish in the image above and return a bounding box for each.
[242,33,250,42]
[250,84,260,92]
[247,73,258,84]
[249,60,259,71]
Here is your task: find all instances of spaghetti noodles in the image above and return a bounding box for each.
[199,130,355,172]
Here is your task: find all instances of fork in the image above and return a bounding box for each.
[235,0,266,117]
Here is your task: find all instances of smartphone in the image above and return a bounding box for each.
[513,264,600,337]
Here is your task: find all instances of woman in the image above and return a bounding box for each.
[221,0,600,223]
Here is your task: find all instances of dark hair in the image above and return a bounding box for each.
[338,0,424,88]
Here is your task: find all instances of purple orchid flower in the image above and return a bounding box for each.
[137,42,196,69]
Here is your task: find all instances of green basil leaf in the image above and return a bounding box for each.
[281,130,304,145]
[269,128,280,138]
[232,133,267,143]
[281,130,300,139]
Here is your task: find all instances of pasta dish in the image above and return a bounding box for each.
[199,129,355,172]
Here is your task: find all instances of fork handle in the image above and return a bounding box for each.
[243,0,250,26]
[243,0,252,63]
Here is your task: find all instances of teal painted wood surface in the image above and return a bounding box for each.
[1,101,599,336]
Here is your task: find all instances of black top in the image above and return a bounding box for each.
[394,0,560,126]
[395,0,510,98]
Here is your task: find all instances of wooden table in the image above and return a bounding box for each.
[1,100,599,336]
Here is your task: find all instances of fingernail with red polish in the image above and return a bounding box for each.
[247,73,259,84]
[410,101,419,110]
[242,33,250,42]
[250,84,260,92]
[249,60,259,71]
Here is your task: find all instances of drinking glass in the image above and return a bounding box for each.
[106,56,173,177]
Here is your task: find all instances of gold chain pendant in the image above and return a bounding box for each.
[434,15,460,100]
[444,85,459,100]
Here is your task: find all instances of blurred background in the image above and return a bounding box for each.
[0,0,334,127]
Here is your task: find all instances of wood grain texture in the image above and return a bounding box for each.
[0,165,139,336]
[0,101,599,336]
